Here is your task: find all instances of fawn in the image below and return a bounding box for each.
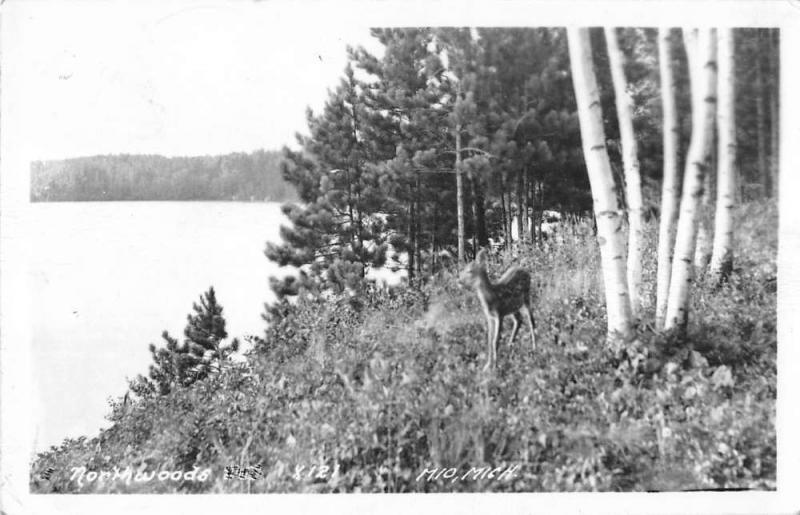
[459,248,536,371]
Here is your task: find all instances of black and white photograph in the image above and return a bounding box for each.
[1,1,799,513]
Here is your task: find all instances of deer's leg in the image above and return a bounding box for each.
[509,312,522,347]
[521,303,536,351]
[486,314,501,370]
[483,315,494,371]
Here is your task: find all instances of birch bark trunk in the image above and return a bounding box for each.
[710,29,736,282]
[655,28,681,329]
[567,27,633,341]
[604,27,645,319]
[664,29,718,332]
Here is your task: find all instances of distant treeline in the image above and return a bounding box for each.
[30,150,298,202]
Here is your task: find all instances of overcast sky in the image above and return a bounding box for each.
[7,2,380,161]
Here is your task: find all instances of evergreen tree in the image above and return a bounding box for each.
[134,287,239,396]
[267,63,390,299]
[182,287,239,378]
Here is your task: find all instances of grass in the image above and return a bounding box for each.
[30,200,777,493]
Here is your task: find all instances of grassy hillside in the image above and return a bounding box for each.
[30,201,777,493]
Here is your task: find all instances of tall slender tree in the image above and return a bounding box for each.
[709,29,736,282]
[604,27,645,318]
[567,27,633,341]
[694,126,716,270]
[665,29,717,332]
[655,28,681,329]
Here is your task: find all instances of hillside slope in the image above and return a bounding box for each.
[31,201,777,493]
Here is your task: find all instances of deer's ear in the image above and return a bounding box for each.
[476,248,488,264]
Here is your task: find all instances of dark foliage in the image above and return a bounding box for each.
[132,287,240,397]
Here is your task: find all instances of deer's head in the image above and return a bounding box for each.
[458,248,489,286]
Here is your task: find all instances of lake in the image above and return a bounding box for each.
[29,201,289,452]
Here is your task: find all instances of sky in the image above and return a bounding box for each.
[8,2,381,161]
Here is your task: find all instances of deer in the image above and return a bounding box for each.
[459,248,535,371]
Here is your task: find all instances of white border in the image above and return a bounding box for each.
[2,1,798,514]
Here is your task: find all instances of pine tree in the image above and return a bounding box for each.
[134,287,238,396]
[266,62,389,297]
[182,287,239,379]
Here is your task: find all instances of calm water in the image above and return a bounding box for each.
[29,201,288,451]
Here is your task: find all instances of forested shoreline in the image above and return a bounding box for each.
[30,150,298,202]
[31,26,778,493]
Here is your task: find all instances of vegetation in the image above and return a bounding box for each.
[266,28,778,327]
[131,287,240,398]
[30,26,778,494]
[30,200,776,493]
[30,150,298,202]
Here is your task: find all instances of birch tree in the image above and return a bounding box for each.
[694,145,715,269]
[604,27,645,319]
[710,28,736,282]
[567,27,633,341]
[664,29,717,331]
[655,27,681,329]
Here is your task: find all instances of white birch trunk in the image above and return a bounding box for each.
[567,27,633,341]
[604,27,645,319]
[694,159,714,269]
[655,27,681,329]
[664,29,717,331]
[693,29,719,271]
[710,29,736,282]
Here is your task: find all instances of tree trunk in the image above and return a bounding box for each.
[710,29,736,282]
[694,127,715,270]
[605,27,645,319]
[768,29,779,200]
[567,27,633,341]
[655,27,681,329]
[516,168,524,243]
[499,176,510,251]
[416,173,422,278]
[529,178,536,242]
[538,182,545,242]
[755,31,769,198]
[474,180,489,248]
[432,203,439,271]
[521,168,530,243]
[455,121,466,263]
[665,29,718,332]
[407,200,415,283]
[506,189,515,248]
